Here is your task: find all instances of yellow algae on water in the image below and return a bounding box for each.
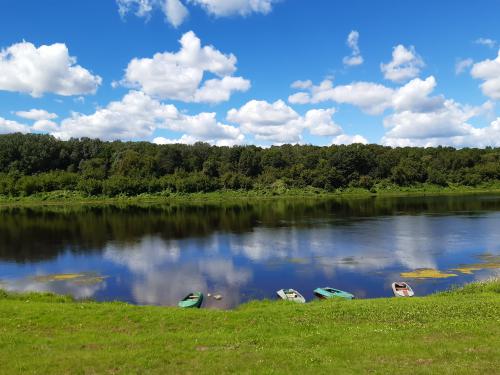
[452,262,500,275]
[452,266,483,275]
[34,273,85,282]
[400,269,458,279]
[32,273,107,284]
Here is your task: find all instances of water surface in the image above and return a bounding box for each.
[1,195,499,308]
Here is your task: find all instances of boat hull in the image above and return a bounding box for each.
[314,287,354,300]
[276,289,306,303]
[391,282,414,297]
[178,292,204,308]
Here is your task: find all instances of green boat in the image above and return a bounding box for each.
[314,287,354,300]
[178,292,204,308]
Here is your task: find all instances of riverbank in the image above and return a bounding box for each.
[1,183,500,207]
[1,279,499,374]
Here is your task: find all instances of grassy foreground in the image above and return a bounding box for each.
[1,280,499,374]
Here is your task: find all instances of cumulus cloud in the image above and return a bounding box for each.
[117,0,278,27]
[227,100,344,144]
[32,120,59,132]
[471,50,500,100]
[380,44,424,83]
[289,73,497,148]
[51,91,244,145]
[332,134,368,145]
[289,78,394,115]
[343,30,363,67]
[164,0,189,26]
[227,100,304,143]
[303,108,342,136]
[0,117,29,134]
[383,101,476,141]
[455,58,474,75]
[382,117,500,148]
[0,41,101,97]
[121,31,250,103]
[15,109,58,121]
[189,0,276,16]
[382,78,495,147]
[475,38,497,49]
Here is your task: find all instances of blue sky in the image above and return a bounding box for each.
[1,0,500,147]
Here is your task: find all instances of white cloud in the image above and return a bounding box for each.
[0,117,29,134]
[32,120,59,132]
[475,38,497,49]
[332,134,368,145]
[380,44,424,83]
[383,101,475,140]
[163,0,189,27]
[382,117,500,148]
[290,80,312,90]
[343,30,363,67]
[51,90,244,145]
[194,76,251,103]
[121,31,250,103]
[227,100,343,143]
[0,41,101,97]
[382,78,495,147]
[117,0,154,18]
[471,50,500,100]
[289,79,394,115]
[391,76,444,112]
[288,92,311,105]
[116,0,277,27]
[289,72,498,148]
[303,108,342,136]
[227,99,303,143]
[15,109,58,121]
[455,58,474,75]
[289,76,442,114]
[188,0,276,17]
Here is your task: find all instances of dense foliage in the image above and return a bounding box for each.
[0,133,499,197]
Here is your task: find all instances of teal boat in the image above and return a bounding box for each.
[178,292,204,308]
[314,287,354,300]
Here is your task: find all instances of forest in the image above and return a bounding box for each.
[0,133,499,197]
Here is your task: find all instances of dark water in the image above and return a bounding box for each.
[1,195,499,309]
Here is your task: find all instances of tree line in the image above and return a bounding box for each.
[0,133,499,197]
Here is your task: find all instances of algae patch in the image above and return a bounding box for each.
[32,273,107,285]
[452,254,500,275]
[400,269,459,279]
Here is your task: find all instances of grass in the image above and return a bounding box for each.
[1,182,500,208]
[1,279,499,374]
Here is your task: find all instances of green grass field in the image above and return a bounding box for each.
[1,280,499,374]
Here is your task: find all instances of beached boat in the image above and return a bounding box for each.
[391,282,414,297]
[178,292,204,308]
[314,287,354,300]
[276,289,306,303]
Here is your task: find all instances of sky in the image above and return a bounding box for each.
[1,0,500,147]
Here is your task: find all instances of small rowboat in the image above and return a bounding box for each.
[276,289,306,303]
[392,282,414,297]
[314,287,354,300]
[178,292,204,308]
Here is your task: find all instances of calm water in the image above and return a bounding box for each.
[1,195,499,308]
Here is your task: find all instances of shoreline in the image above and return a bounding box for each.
[1,185,500,208]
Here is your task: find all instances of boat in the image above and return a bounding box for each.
[313,287,354,300]
[178,292,204,308]
[391,282,414,297]
[276,289,306,303]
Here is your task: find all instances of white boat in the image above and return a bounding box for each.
[276,289,306,303]
[391,282,414,297]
